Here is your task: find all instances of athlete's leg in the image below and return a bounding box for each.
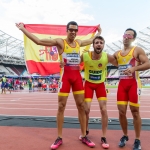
[95,82,108,137]
[57,95,68,138]
[74,93,86,137]
[118,105,128,135]
[117,80,129,136]
[98,100,108,137]
[1,88,4,94]
[57,73,71,138]
[50,74,71,149]
[74,93,95,148]
[129,80,141,139]
[95,82,109,148]
[84,81,94,134]
[4,87,6,94]
[84,102,91,133]
[130,106,141,139]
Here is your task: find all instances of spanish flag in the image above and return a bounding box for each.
[24,24,98,75]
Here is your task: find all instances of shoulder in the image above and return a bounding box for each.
[134,46,146,56]
[112,50,120,58]
[75,39,82,46]
[134,46,144,52]
[55,38,64,44]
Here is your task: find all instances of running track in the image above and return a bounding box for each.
[0,88,149,150]
[0,88,150,118]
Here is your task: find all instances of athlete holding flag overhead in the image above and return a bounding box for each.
[16,21,101,149]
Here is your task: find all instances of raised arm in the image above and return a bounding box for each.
[77,24,102,47]
[16,23,63,51]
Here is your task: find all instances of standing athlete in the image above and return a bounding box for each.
[16,21,101,149]
[0,75,11,94]
[60,36,118,148]
[113,28,150,150]
[80,36,117,149]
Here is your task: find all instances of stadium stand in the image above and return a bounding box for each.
[0,25,150,79]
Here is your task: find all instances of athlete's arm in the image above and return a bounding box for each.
[77,25,102,47]
[80,54,83,63]
[16,23,64,53]
[133,47,150,71]
[107,53,118,67]
[124,47,150,75]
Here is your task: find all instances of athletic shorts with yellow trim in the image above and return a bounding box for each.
[84,81,107,102]
[58,69,84,96]
[117,79,141,107]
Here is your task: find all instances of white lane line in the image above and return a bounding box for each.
[0,107,150,112]
[0,103,150,108]
[10,98,21,101]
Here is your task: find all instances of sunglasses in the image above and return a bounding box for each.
[123,34,134,39]
[68,28,78,32]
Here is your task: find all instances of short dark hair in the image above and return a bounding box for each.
[66,21,78,30]
[125,28,137,38]
[93,36,105,44]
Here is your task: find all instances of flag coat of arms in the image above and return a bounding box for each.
[24,24,98,75]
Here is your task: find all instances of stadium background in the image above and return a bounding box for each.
[0,26,150,87]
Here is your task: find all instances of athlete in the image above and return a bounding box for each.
[81,36,118,149]
[28,77,33,92]
[16,21,101,149]
[113,28,150,150]
[0,75,11,94]
[61,36,118,149]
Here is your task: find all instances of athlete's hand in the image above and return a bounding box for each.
[123,67,135,75]
[97,24,102,34]
[59,61,66,68]
[15,22,25,30]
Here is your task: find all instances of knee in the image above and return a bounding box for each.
[85,108,90,115]
[100,107,107,115]
[131,110,140,119]
[77,101,85,110]
[119,109,126,117]
[58,102,66,112]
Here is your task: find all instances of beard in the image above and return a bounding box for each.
[94,48,102,54]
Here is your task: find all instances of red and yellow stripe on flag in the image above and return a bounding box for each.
[24,24,98,75]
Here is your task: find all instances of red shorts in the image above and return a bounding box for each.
[84,81,107,102]
[117,79,141,107]
[58,69,84,96]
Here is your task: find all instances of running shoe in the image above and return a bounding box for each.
[133,139,141,150]
[50,137,62,150]
[118,135,129,147]
[101,137,109,149]
[78,130,89,141]
[81,136,95,147]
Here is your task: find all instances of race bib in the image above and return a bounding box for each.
[118,64,132,79]
[66,53,80,65]
[89,70,102,81]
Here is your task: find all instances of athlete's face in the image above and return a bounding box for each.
[123,30,135,45]
[67,25,78,40]
[93,39,104,54]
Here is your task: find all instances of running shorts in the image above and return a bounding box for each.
[84,81,107,102]
[58,69,84,96]
[117,79,141,107]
